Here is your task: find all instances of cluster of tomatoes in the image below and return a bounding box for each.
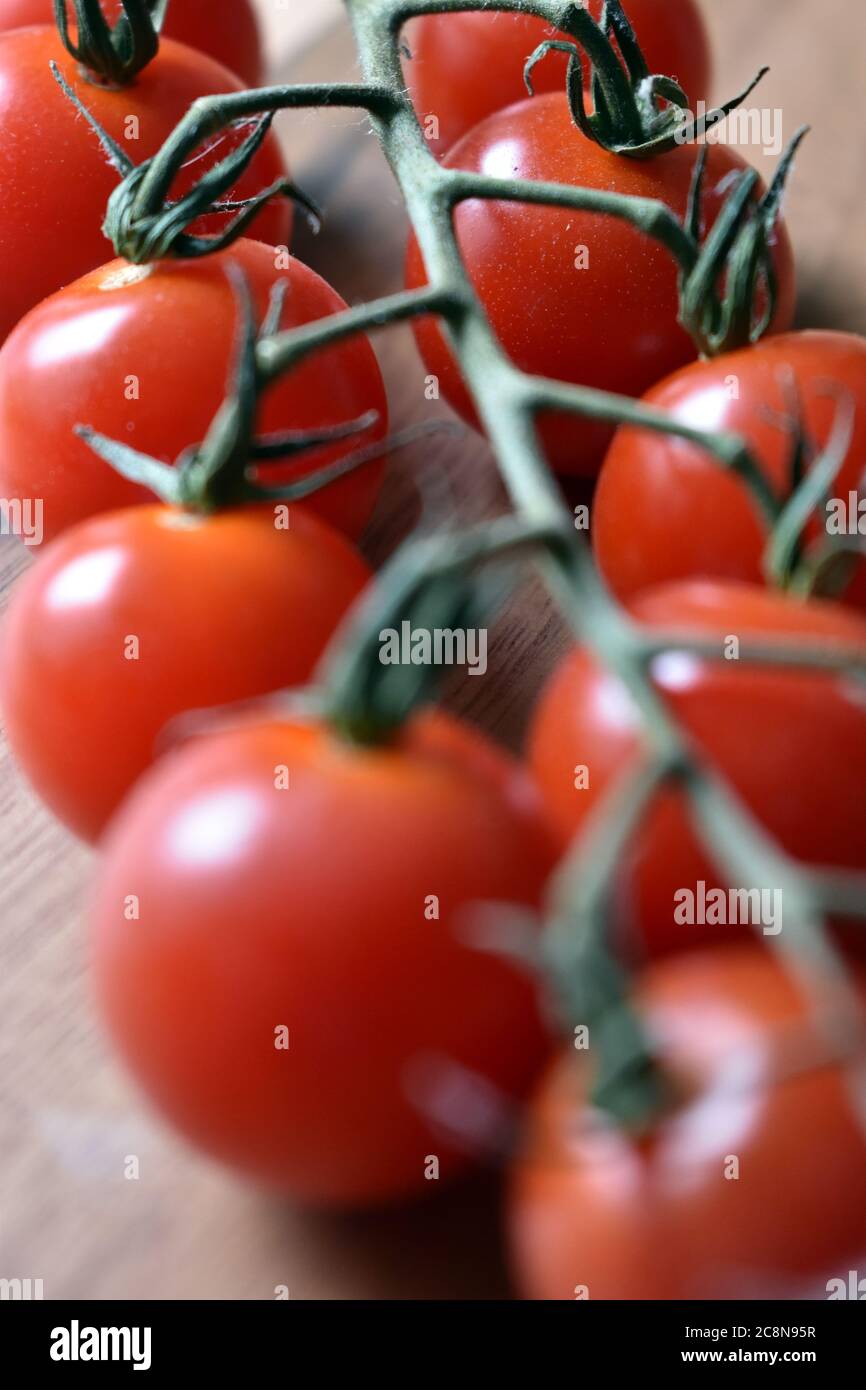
[1,1,865,1301]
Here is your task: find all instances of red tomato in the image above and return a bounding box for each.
[595,331,866,610]
[508,946,866,1299]
[0,0,263,86]
[90,711,554,1204]
[529,581,866,958]
[404,0,712,159]
[0,239,387,545]
[0,503,370,842]
[0,26,289,343]
[406,94,795,476]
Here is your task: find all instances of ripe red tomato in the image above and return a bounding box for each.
[508,945,866,1299]
[0,504,370,842]
[90,711,554,1204]
[594,331,866,609]
[406,93,795,475]
[0,26,289,343]
[0,0,263,86]
[529,581,866,958]
[404,0,712,159]
[0,239,387,545]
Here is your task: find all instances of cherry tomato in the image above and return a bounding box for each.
[404,0,712,159]
[529,581,866,958]
[406,93,795,476]
[0,239,387,545]
[0,0,263,87]
[0,26,289,343]
[0,503,370,842]
[508,945,866,1299]
[595,331,866,610]
[90,711,554,1204]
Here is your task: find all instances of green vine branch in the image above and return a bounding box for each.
[88,0,866,1126]
[344,0,866,1125]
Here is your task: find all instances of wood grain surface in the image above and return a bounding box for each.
[1,1,864,1301]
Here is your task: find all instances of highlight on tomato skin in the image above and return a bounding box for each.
[528,580,866,960]
[594,331,866,611]
[0,502,372,843]
[0,239,389,547]
[0,26,289,344]
[403,0,713,160]
[89,711,558,1207]
[405,92,795,478]
[0,0,264,88]
[507,945,866,1300]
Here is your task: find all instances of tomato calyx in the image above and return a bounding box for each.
[96,74,398,262]
[78,413,383,514]
[763,381,865,600]
[677,127,807,357]
[524,0,763,160]
[53,0,165,86]
[677,363,865,600]
[77,266,384,515]
[49,63,319,262]
[105,123,320,264]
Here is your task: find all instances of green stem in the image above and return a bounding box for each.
[445,168,698,272]
[134,85,393,220]
[320,514,571,740]
[257,286,460,383]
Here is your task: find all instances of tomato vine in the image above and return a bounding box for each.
[91,0,866,1128]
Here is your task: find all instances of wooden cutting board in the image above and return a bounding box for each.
[1,1,864,1300]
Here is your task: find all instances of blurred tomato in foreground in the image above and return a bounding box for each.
[91,712,556,1205]
[508,945,866,1299]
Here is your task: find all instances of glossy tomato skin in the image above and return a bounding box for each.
[0,28,289,343]
[91,712,555,1205]
[0,240,387,545]
[529,581,866,958]
[0,0,263,86]
[0,504,370,842]
[595,332,866,610]
[404,0,712,159]
[509,946,866,1300]
[405,94,795,476]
